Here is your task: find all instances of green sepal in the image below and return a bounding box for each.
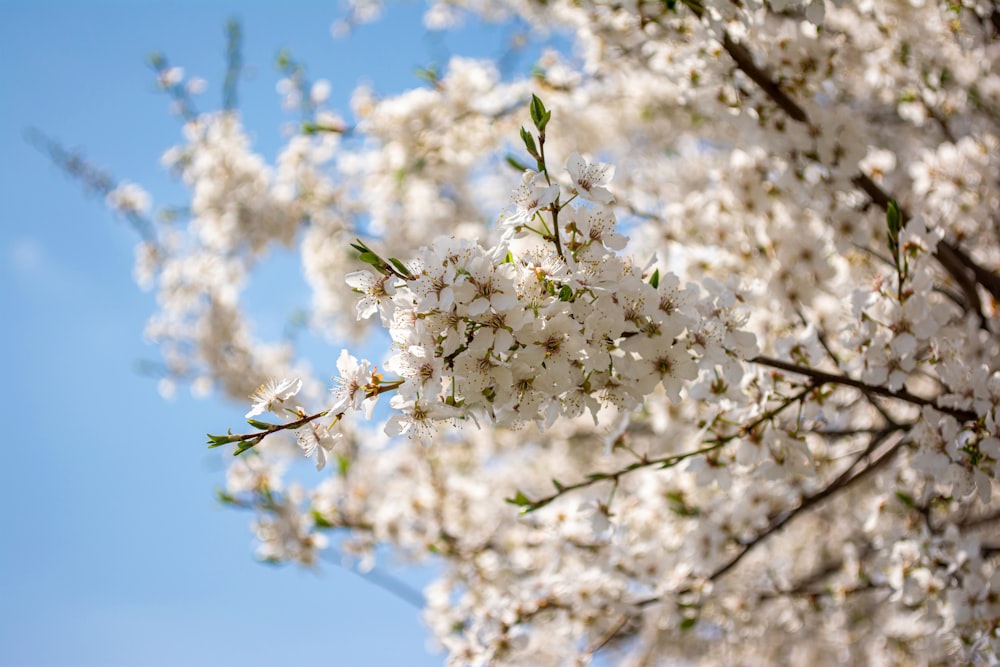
[894,490,915,508]
[558,284,574,301]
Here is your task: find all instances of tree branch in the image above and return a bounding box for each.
[707,428,904,582]
[751,355,977,422]
[691,0,1000,321]
[509,386,814,513]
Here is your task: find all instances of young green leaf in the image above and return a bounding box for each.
[206,430,237,447]
[520,127,539,158]
[505,155,530,172]
[506,490,532,507]
[388,257,414,279]
[530,94,550,132]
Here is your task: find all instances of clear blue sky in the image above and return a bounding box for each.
[0,3,540,665]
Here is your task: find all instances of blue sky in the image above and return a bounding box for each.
[0,3,540,665]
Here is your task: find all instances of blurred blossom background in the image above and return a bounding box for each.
[0,2,536,665]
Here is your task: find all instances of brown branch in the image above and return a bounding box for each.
[852,174,994,320]
[751,355,977,422]
[705,7,1000,321]
[510,386,814,513]
[707,428,904,582]
[720,33,809,124]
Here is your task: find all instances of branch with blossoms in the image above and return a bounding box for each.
[206,368,402,461]
[751,355,977,422]
[506,385,814,513]
[210,94,983,501]
[666,0,1000,320]
[205,97,760,481]
[583,428,911,653]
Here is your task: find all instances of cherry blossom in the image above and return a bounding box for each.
[75,1,1000,664]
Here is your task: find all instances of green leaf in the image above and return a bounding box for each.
[886,200,901,234]
[311,510,335,529]
[415,65,440,86]
[886,200,903,261]
[505,155,530,172]
[552,478,565,492]
[216,490,238,505]
[530,94,550,132]
[275,49,290,69]
[649,268,661,289]
[557,285,574,301]
[506,490,532,507]
[388,257,414,279]
[337,454,351,477]
[233,438,260,456]
[679,617,698,631]
[894,490,915,508]
[206,430,236,447]
[520,127,539,158]
[246,418,277,430]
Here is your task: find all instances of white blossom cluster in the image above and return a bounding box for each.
[86,0,1000,664]
[338,156,757,438]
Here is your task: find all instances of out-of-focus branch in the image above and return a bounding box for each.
[25,128,158,243]
[223,18,243,112]
[508,386,814,513]
[751,355,977,422]
[676,0,1000,322]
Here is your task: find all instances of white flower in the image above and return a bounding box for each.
[500,170,560,234]
[245,378,303,418]
[346,269,396,322]
[567,152,615,204]
[295,419,343,471]
[329,349,376,418]
[106,181,151,216]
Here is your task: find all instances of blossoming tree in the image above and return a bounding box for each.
[57,0,1000,664]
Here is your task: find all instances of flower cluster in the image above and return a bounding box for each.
[339,153,756,436]
[82,1,1000,664]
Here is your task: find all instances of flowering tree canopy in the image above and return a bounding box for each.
[57,0,1000,664]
